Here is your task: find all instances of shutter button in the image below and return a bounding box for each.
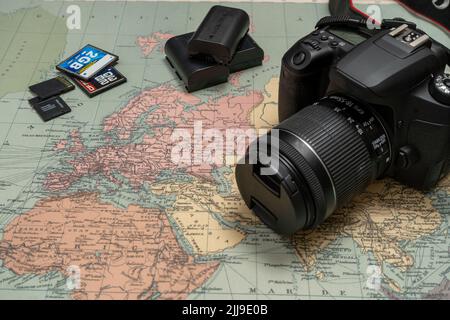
[330,41,339,47]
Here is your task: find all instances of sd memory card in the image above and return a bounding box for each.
[29,96,71,122]
[72,66,127,97]
[29,76,75,99]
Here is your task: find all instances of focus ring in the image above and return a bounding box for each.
[277,138,327,228]
[276,103,374,208]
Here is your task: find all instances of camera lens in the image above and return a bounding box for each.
[235,95,391,235]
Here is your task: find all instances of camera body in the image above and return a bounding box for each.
[235,19,450,235]
[279,22,450,190]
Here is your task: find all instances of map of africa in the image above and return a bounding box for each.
[0,0,448,300]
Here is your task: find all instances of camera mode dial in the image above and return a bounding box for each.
[429,73,450,105]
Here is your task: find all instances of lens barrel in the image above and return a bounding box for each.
[235,95,391,235]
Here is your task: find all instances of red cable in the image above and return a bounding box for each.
[349,0,449,33]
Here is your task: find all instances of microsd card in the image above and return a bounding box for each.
[29,96,71,122]
[29,76,75,99]
[56,44,118,80]
[71,66,127,97]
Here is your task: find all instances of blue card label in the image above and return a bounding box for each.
[57,45,117,79]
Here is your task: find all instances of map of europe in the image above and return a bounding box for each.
[0,0,448,299]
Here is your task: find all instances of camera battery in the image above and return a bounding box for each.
[165,32,264,92]
[166,32,229,92]
[188,5,250,64]
[229,34,264,73]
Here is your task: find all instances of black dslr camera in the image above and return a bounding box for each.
[235,16,450,235]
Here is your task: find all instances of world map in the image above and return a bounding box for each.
[0,0,448,300]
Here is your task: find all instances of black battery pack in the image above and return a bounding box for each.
[188,5,250,64]
[166,32,229,92]
[165,32,264,92]
[229,34,264,73]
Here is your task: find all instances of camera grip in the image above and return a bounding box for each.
[278,61,329,122]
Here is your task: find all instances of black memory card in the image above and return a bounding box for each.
[29,76,75,99]
[71,66,127,97]
[29,96,71,122]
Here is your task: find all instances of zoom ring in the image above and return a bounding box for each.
[276,103,375,210]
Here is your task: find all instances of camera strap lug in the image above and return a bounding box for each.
[381,18,416,30]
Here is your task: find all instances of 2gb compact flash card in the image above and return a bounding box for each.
[56,44,118,80]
